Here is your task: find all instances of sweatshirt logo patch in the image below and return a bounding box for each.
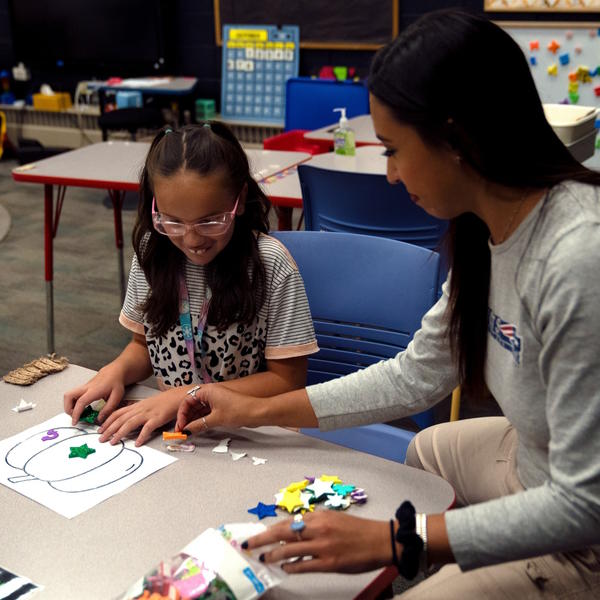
[488,308,521,365]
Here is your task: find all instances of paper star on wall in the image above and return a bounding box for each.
[69,443,96,459]
[247,502,278,520]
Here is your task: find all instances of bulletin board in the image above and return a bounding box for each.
[500,22,600,166]
[499,23,600,105]
[214,0,398,50]
[220,24,300,124]
[486,0,600,11]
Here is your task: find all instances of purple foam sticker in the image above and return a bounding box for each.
[41,429,59,442]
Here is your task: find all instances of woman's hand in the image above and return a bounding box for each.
[243,512,394,574]
[175,384,260,433]
[64,364,127,425]
[97,387,184,446]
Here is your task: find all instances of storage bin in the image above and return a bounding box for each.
[543,103,597,144]
[263,129,332,154]
[566,128,597,162]
[32,92,72,111]
[195,98,215,121]
[116,91,142,109]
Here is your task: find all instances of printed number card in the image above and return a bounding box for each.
[221,24,300,124]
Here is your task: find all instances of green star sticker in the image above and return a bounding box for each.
[69,443,96,459]
[79,406,99,424]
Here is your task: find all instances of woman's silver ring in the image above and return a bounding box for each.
[291,513,305,540]
[201,416,208,431]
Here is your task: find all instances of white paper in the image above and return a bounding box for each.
[0,413,176,519]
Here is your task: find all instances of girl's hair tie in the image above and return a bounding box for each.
[164,127,173,134]
[203,122,211,129]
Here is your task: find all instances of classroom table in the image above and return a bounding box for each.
[260,166,304,230]
[308,144,387,174]
[0,364,455,600]
[304,114,382,146]
[261,146,388,230]
[11,143,311,354]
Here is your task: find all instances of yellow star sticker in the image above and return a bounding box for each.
[284,479,309,493]
[319,474,342,484]
[277,489,304,513]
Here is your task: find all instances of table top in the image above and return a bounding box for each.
[306,145,387,175]
[11,142,312,191]
[0,365,454,600]
[89,77,198,95]
[260,167,303,205]
[304,115,381,145]
[11,141,150,191]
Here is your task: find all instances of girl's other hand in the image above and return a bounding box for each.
[97,388,183,447]
[64,365,126,425]
[243,512,393,574]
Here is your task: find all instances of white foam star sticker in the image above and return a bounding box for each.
[325,493,351,509]
[12,399,36,413]
[274,491,284,505]
[212,438,231,453]
[300,491,313,510]
[231,451,247,461]
[306,478,335,500]
[251,456,267,465]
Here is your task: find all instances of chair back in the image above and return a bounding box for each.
[273,231,441,438]
[285,77,369,131]
[298,164,448,251]
[0,111,5,160]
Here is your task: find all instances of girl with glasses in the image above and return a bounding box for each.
[64,122,318,446]
[176,10,600,598]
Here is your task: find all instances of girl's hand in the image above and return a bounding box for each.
[64,365,126,425]
[97,388,183,446]
[175,384,259,433]
[243,512,394,574]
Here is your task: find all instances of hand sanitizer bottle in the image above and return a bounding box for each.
[333,107,356,156]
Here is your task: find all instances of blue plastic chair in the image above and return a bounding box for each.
[284,77,369,131]
[273,231,442,462]
[298,163,448,251]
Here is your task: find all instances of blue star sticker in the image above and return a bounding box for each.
[247,502,278,520]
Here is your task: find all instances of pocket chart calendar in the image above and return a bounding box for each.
[220,24,300,124]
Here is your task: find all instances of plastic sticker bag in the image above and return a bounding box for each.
[117,522,285,600]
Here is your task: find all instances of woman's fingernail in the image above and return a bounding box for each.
[259,553,265,563]
[241,541,248,549]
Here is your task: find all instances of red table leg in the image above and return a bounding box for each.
[276,206,294,230]
[44,184,55,354]
[108,189,126,303]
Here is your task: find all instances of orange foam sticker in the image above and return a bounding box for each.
[162,431,188,441]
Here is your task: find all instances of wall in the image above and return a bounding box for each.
[1,0,599,110]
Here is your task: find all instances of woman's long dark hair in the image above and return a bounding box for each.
[133,122,271,337]
[369,9,600,397]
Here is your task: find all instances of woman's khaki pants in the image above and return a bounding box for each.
[400,417,600,599]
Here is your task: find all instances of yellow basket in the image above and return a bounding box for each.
[32,92,73,112]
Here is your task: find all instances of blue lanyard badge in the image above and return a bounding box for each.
[179,276,212,384]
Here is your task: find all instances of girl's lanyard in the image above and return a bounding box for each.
[179,276,212,384]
